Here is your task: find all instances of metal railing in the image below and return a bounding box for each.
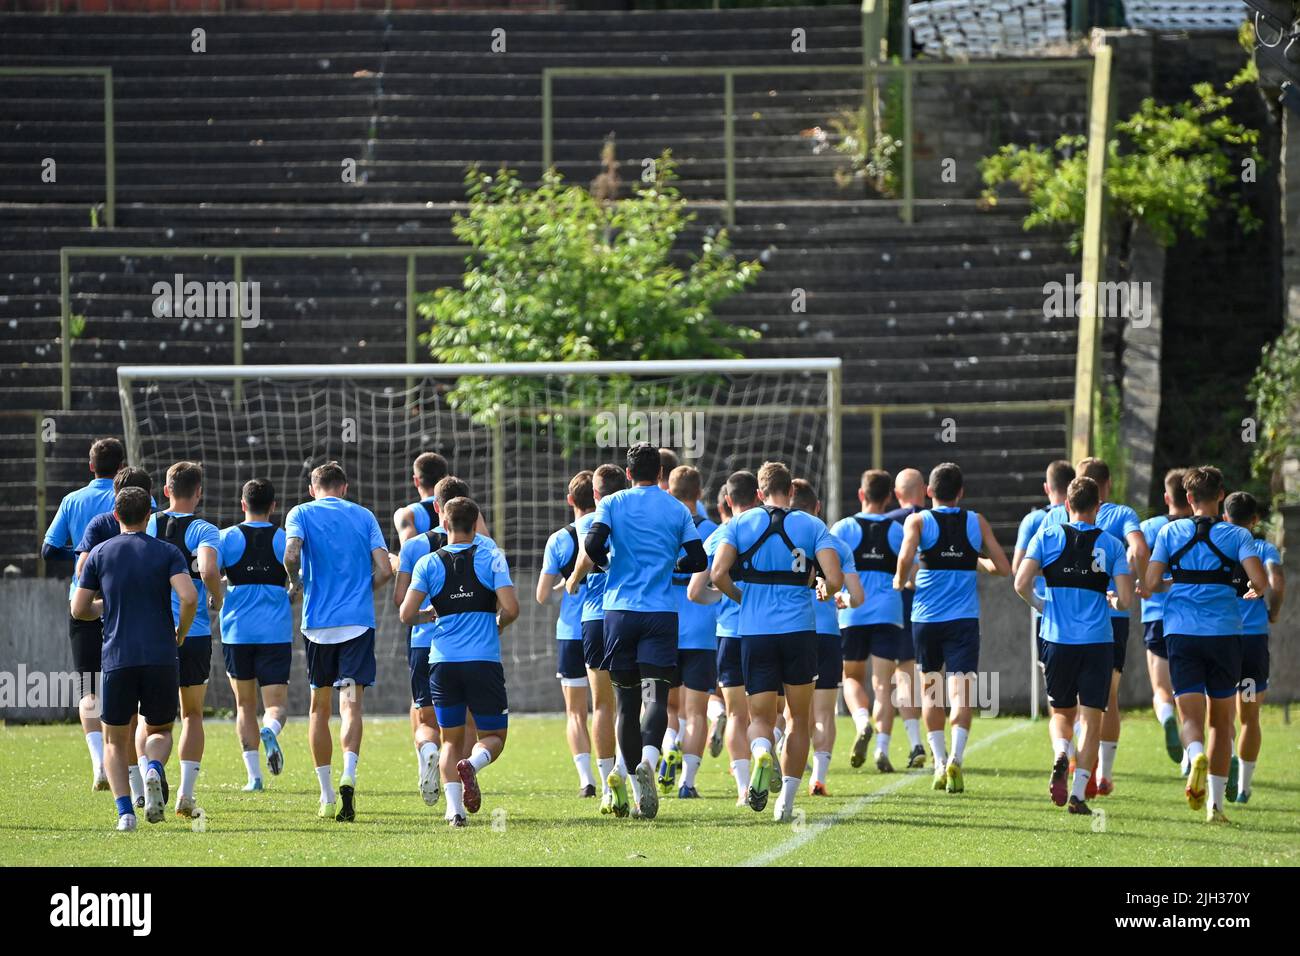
[0,411,49,578]
[540,56,1094,228]
[0,66,115,228]
[58,244,465,409]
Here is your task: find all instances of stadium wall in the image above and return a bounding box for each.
[5,566,1297,721]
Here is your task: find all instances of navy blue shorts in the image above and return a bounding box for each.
[69,615,103,696]
[1239,633,1269,695]
[580,619,606,671]
[912,618,979,675]
[673,648,718,693]
[815,633,843,689]
[408,644,434,708]
[102,664,179,727]
[741,631,819,695]
[717,636,744,688]
[1167,633,1242,700]
[1109,616,1129,673]
[602,609,677,676]
[1143,619,1167,659]
[556,640,587,681]
[223,642,291,686]
[1041,641,1112,711]
[841,622,912,663]
[429,660,509,732]
[305,629,376,689]
[178,634,212,688]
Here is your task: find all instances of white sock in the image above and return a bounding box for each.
[1239,759,1256,793]
[414,741,425,773]
[179,760,200,801]
[1073,718,1083,742]
[661,727,678,752]
[242,750,261,783]
[1071,767,1091,801]
[262,716,283,737]
[1066,738,1077,759]
[128,765,144,802]
[779,775,799,812]
[343,750,359,782]
[682,754,702,789]
[615,754,628,779]
[573,753,595,788]
[875,732,891,757]
[1099,741,1117,780]
[812,751,831,784]
[598,756,617,792]
[928,730,948,765]
[138,754,149,778]
[1155,701,1176,725]
[1208,773,1227,810]
[1054,737,1071,758]
[1187,740,1205,762]
[641,745,661,771]
[316,765,335,803]
[628,769,643,806]
[903,718,923,749]
[852,708,871,734]
[444,781,465,818]
[86,731,104,772]
[772,725,785,749]
[732,759,750,799]
[419,741,439,767]
[751,737,772,758]
[951,726,969,765]
[707,697,725,721]
[469,744,492,773]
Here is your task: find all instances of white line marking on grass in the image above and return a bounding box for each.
[740,719,1034,867]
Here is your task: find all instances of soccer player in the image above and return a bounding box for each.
[393,451,449,543]
[1139,468,1192,764]
[689,473,753,806]
[791,478,862,794]
[895,462,1011,793]
[883,466,928,753]
[1145,466,1268,823]
[567,442,707,821]
[400,496,518,828]
[71,487,197,830]
[145,461,223,818]
[537,470,598,797]
[44,436,126,790]
[393,474,495,803]
[218,478,292,792]
[284,461,394,822]
[710,461,843,822]
[1014,476,1132,816]
[571,463,627,814]
[1010,460,1073,660]
[74,465,157,807]
[663,465,719,798]
[704,485,732,759]
[659,447,708,520]
[1038,457,1147,795]
[833,469,924,775]
[1222,491,1285,804]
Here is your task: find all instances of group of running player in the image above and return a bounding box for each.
[44,436,1283,832]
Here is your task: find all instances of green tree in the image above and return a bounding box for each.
[978,75,1262,252]
[417,149,761,426]
[1248,323,1300,506]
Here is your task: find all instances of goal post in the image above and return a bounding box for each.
[117,358,842,711]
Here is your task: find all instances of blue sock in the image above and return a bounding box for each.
[148,759,164,777]
[115,795,133,817]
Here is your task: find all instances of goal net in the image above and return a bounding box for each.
[117,359,842,712]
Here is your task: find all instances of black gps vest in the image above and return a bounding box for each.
[417,500,438,529]
[223,524,287,587]
[559,524,580,578]
[672,514,708,587]
[1040,525,1110,593]
[423,527,449,553]
[429,545,498,617]
[155,512,203,578]
[916,509,980,572]
[732,506,816,588]
[1167,516,1237,588]
[851,516,898,575]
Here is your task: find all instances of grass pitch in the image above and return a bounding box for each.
[2,708,1297,867]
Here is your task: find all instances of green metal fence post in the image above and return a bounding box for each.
[871,407,884,469]
[233,254,244,404]
[34,411,47,579]
[901,67,915,223]
[406,253,417,392]
[542,71,554,174]
[102,70,115,228]
[723,71,736,228]
[60,248,71,411]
